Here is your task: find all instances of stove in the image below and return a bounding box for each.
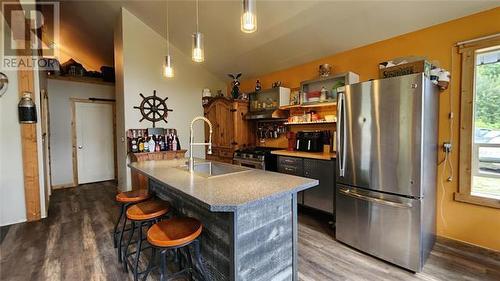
[233,147,279,171]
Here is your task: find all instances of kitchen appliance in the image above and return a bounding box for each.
[335,73,438,272]
[296,131,329,152]
[233,147,278,171]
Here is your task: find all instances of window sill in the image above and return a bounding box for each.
[454,192,500,209]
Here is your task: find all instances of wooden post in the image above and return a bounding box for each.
[17,47,41,221]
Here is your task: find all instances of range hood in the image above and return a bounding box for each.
[245,109,288,120]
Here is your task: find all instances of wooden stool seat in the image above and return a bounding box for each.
[147,217,202,247]
[116,189,151,203]
[126,200,170,221]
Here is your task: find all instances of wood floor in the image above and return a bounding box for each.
[1,182,499,281]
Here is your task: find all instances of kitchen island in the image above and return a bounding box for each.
[129,159,318,281]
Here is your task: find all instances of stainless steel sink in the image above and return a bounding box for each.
[177,161,251,178]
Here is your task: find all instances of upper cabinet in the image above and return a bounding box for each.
[203,98,254,163]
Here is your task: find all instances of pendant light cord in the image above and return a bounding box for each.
[166,0,170,55]
[195,0,199,33]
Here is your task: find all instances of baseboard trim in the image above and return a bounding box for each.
[51,183,76,189]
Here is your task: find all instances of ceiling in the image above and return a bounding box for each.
[56,0,499,80]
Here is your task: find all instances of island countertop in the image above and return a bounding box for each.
[128,158,318,212]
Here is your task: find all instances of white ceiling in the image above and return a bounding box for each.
[57,0,499,79]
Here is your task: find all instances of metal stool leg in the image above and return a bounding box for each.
[193,239,209,281]
[123,221,136,272]
[113,203,125,248]
[133,221,144,281]
[117,216,128,263]
[159,249,168,281]
[142,247,156,281]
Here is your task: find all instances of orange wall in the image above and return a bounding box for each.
[239,8,500,251]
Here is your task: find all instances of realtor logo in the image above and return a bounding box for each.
[1,1,59,70]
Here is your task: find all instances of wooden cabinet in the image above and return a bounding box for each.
[203,98,254,163]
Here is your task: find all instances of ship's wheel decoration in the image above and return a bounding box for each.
[133,90,173,127]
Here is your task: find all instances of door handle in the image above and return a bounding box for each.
[337,93,346,177]
[78,145,83,149]
[338,187,412,208]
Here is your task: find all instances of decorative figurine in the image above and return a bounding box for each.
[255,80,262,92]
[272,81,282,88]
[228,73,242,99]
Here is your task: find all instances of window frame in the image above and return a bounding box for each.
[456,35,500,209]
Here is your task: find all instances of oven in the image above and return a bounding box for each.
[233,158,265,170]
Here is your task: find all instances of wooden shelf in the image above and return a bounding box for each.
[47,75,115,86]
[284,121,336,125]
[280,101,337,110]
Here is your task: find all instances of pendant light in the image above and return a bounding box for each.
[192,0,204,62]
[163,0,174,77]
[241,0,257,33]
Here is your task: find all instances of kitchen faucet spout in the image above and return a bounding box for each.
[189,116,213,172]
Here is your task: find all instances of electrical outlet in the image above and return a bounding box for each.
[443,142,452,153]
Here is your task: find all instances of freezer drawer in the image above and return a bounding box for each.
[335,184,424,272]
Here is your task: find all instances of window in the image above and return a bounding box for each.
[456,35,500,208]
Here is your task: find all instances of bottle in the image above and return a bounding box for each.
[143,135,150,152]
[138,134,144,152]
[172,135,178,151]
[175,134,181,151]
[148,135,156,152]
[131,130,138,153]
[159,135,166,151]
[155,135,161,152]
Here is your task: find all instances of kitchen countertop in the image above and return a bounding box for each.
[128,158,318,212]
[271,149,336,160]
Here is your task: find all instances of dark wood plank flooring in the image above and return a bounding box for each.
[1,182,499,281]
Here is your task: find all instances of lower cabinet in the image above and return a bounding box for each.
[278,155,336,215]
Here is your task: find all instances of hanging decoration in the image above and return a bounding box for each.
[134,90,173,128]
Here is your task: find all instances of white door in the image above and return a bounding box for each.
[75,102,115,184]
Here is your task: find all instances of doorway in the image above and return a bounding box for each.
[71,99,116,185]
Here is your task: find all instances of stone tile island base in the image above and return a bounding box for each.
[150,179,298,281]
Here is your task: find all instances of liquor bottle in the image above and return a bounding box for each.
[175,134,181,150]
[148,134,156,153]
[166,131,172,151]
[172,134,178,151]
[131,130,138,153]
[138,132,144,152]
[143,135,150,152]
[159,135,166,151]
[155,135,161,152]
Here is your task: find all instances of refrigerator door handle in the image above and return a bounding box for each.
[338,187,412,208]
[337,93,346,177]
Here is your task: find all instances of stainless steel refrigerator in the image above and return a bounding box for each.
[335,73,438,272]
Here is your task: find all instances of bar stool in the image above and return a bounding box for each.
[123,199,171,281]
[114,190,151,262]
[144,217,209,281]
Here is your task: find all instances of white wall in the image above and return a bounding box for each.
[47,79,115,186]
[0,17,26,226]
[115,8,226,190]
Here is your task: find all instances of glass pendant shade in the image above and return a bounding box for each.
[192,32,204,63]
[241,0,257,33]
[164,55,174,78]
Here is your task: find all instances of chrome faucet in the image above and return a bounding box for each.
[189,116,213,172]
